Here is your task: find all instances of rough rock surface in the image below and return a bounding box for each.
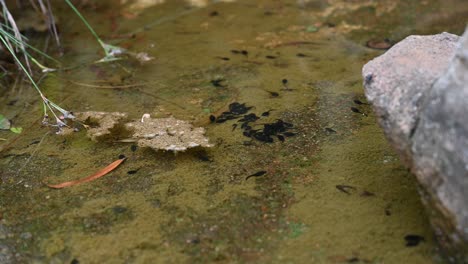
[363,29,468,261]
[363,32,460,166]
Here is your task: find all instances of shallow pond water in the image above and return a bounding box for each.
[0,0,467,263]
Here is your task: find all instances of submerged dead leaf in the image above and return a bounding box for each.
[61,111,213,152]
[125,116,213,151]
[47,156,126,189]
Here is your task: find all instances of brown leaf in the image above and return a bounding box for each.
[47,157,126,189]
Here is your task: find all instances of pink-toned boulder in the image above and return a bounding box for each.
[363,29,468,262]
[363,32,459,166]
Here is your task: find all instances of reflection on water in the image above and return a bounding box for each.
[0,0,466,263]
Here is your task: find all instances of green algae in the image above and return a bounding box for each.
[325,0,468,44]
[0,0,466,263]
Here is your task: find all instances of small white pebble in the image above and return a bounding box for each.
[141,113,151,123]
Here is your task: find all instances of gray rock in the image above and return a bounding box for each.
[363,28,468,262]
[411,28,468,261]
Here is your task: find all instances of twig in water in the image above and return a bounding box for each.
[66,79,151,89]
[17,131,50,175]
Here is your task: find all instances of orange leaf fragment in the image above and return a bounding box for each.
[47,157,127,189]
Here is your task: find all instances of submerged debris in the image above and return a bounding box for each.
[75,111,128,141]
[0,114,11,130]
[125,115,213,152]
[133,52,154,63]
[60,111,213,152]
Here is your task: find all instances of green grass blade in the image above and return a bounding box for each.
[0,27,60,65]
[64,0,106,54]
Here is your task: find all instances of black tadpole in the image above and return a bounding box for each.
[281,79,292,91]
[350,107,367,116]
[353,99,368,105]
[209,115,216,122]
[211,79,226,88]
[404,235,425,247]
[336,184,356,194]
[267,91,279,97]
[261,109,274,116]
[282,132,296,137]
[246,170,267,180]
[195,151,212,162]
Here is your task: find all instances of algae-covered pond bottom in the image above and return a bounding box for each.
[1,0,467,263]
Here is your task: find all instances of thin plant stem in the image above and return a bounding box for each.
[64,0,106,53]
[40,0,61,48]
[0,27,60,66]
[0,0,32,73]
[64,0,127,63]
[17,131,50,173]
[0,35,45,97]
[0,34,69,123]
